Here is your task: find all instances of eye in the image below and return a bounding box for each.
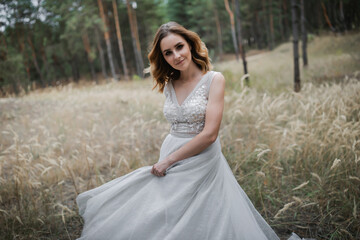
[164,51,172,56]
[176,44,183,50]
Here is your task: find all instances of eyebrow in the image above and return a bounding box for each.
[162,42,183,53]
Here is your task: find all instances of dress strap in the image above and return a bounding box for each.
[206,71,218,97]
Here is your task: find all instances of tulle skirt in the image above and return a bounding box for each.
[76,134,292,240]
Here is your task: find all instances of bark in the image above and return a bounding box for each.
[1,34,7,60]
[234,0,249,85]
[283,0,289,38]
[16,32,30,93]
[0,82,5,96]
[17,33,31,83]
[0,36,7,95]
[254,12,262,49]
[213,5,223,61]
[71,57,80,82]
[339,0,346,32]
[321,1,335,32]
[269,0,275,49]
[250,17,256,48]
[64,44,80,82]
[317,1,323,33]
[224,0,239,60]
[291,0,301,92]
[132,6,144,74]
[82,32,97,83]
[112,0,129,80]
[301,0,308,66]
[95,29,108,80]
[328,0,335,29]
[279,0,285,41]
[27,36,46,87]
[39,43,49,86]
[51,54,68,81]
[97,0,117,81]
[262,0,271,50]
[126,0,144,78]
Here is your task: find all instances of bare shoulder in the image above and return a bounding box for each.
[208,72,225,101]
[210,72,225,90]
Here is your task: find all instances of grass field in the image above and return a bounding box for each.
[0,32,359,239]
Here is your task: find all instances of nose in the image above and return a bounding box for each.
[174,50,180,59]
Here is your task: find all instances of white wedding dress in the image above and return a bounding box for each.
[76,71,303,240]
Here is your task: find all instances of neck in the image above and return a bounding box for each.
[179,61,203,82]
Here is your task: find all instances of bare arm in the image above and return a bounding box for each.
[151,73,225,177]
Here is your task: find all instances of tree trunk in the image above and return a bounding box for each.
[254,11,262,49]
[27,36,46,87]
[300,0,308,66]
[112,0,129,80]
[321,1,335,32]
[279,0,285,41]
[95,29,108,80]
[1,35,8,95]
[224,0,239,61]
[262,0,271,50]
[1,34,7,59]
[234,0,249,85]
[82,32,98,83]
[269,0,275,49]
[14,32,31,84]
[131,5,144,77]
[64,44,80,83]
[283,0,289,39]
[291,0,301,92]
[51,54,68,81]
[213,6,223,61]
[39,43,50,86]
[328,0,335,30]
[339,0,346,32]
[317,1,323,33]
[251,16,257,48]
[126,0,144,78]
[70,56,80,83]
[97,0,117,81]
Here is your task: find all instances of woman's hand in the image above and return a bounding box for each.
[151,160,171,177]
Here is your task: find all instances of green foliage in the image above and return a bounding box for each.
[0,27,360,240]
[0,46,28,95]
[0,0,359,95]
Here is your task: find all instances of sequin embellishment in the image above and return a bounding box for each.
[163,72,214,137]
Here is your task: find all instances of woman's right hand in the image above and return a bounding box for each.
[151,159,171,177]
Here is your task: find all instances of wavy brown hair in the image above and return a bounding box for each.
[148,22,212,93]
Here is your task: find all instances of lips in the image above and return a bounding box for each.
[176,59,185,65]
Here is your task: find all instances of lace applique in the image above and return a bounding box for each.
[163,72,215,136]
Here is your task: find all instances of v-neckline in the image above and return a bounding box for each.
[170,72,209,107]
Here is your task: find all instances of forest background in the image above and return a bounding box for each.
[0,0,359,93]
[0,0,360,239]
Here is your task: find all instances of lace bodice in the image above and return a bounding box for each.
[163,71,216,137]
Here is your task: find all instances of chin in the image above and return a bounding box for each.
[173,60,189,71]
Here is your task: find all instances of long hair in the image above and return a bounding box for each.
[148,22,212,93]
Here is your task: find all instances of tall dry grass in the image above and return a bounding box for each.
[0,81,168,239]
[216,32,360,93]
[0,33,359,239]
[221,76,360,239]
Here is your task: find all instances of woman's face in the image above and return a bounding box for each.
[160,33,192,71]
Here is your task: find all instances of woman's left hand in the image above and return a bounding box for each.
[151,160,171,177]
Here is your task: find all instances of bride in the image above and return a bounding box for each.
[76,22,304,240]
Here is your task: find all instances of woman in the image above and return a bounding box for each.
[76,22,303,240]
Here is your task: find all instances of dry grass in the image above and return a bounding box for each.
[221,77,360,239]
[0,33,360,239]
[216,32,360,93]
